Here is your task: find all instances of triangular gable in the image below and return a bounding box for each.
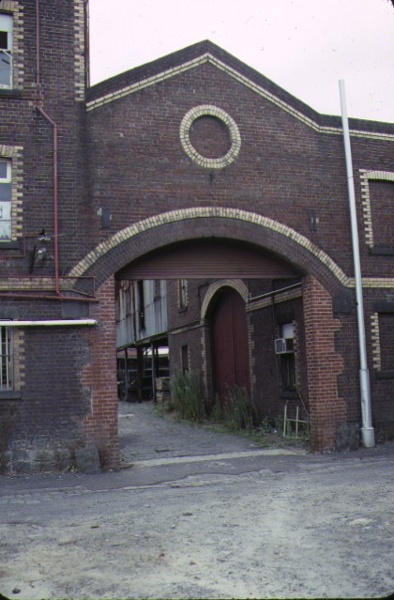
[87,40,394,141]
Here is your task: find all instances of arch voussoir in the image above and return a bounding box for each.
[69,207,351,295]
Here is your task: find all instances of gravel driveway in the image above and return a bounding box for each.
[0,401,393,599]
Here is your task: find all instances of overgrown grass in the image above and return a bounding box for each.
[220,384,256,431]
[169,373,256,431]
[0,407,15,473]
[169,369,206,422]
[167,372,309,448]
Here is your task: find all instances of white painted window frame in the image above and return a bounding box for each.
[0,13,13,89]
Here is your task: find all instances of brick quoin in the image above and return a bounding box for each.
[81,277,119,469]
[303,275,346,450]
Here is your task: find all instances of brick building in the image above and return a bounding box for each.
[0,0,393,472]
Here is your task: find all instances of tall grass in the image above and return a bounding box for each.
[169,369,205,422]
[222,384,256,430]
[169,372,256,432]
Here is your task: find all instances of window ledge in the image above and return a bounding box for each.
[369,247,394,256]
[0,241,20,250]
[0,88,22,98]
[373,303,394,313]
[375,370,394,380]
[0,390,22,400]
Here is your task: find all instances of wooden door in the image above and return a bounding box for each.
[211,288,250,405]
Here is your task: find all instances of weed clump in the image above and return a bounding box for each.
[169,369,205,422]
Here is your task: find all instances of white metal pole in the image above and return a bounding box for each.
[339,80,375,448]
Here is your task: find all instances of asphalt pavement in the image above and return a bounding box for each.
[0,401,393,599]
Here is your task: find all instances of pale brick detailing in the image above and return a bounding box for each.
[200,279,249,319]
[1,1,24,89]
[360,170,394,248]
[0,144,23,240]
[371,312,381,371]
[0,275,95,294]
[199,280,252,402]
[361,278,394,289]
[74,0,86,101]
[86,53,394,143]
[303,275,346,450]
[180,105,241,169]
[69,208,352,287]
[69,208,394,290]
[0,277,62,291]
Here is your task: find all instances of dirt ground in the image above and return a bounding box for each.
[0,401,393,599]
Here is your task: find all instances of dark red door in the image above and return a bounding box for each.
[211,288,250,405]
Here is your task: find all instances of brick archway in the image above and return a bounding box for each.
[74,209,353,461]
[68,207,352,296]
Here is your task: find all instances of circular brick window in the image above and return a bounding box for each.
[180,105,241,169]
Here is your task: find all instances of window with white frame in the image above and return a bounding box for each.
[0,325,13,391]
[0,158,12,240]
[0,13,13,88]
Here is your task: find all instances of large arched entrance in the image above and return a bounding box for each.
[69,209,352,464]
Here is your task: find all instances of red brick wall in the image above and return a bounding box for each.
[81,277,119,469]
[1,11,394,469]
[303,275,346,450]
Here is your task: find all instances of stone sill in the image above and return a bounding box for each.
[375,370,394,380]
[0,241,21,250]
[0,391,22,400]
[369,247,394,256]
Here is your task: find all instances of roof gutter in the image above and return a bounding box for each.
[339,80,375,448]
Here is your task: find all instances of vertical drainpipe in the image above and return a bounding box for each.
[35,0,60,297]
[339,80,375,448]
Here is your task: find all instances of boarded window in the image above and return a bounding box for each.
[370,181,394,248]
[380,313,394,371]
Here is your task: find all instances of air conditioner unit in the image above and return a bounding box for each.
[274,337,294,354]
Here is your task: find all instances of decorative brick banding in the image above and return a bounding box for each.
[180,105,241,168]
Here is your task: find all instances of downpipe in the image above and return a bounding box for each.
[339,80,375,448]
[35,0,60,297]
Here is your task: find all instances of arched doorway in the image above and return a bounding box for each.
[210,287,250,406]
[69,209,351,461]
